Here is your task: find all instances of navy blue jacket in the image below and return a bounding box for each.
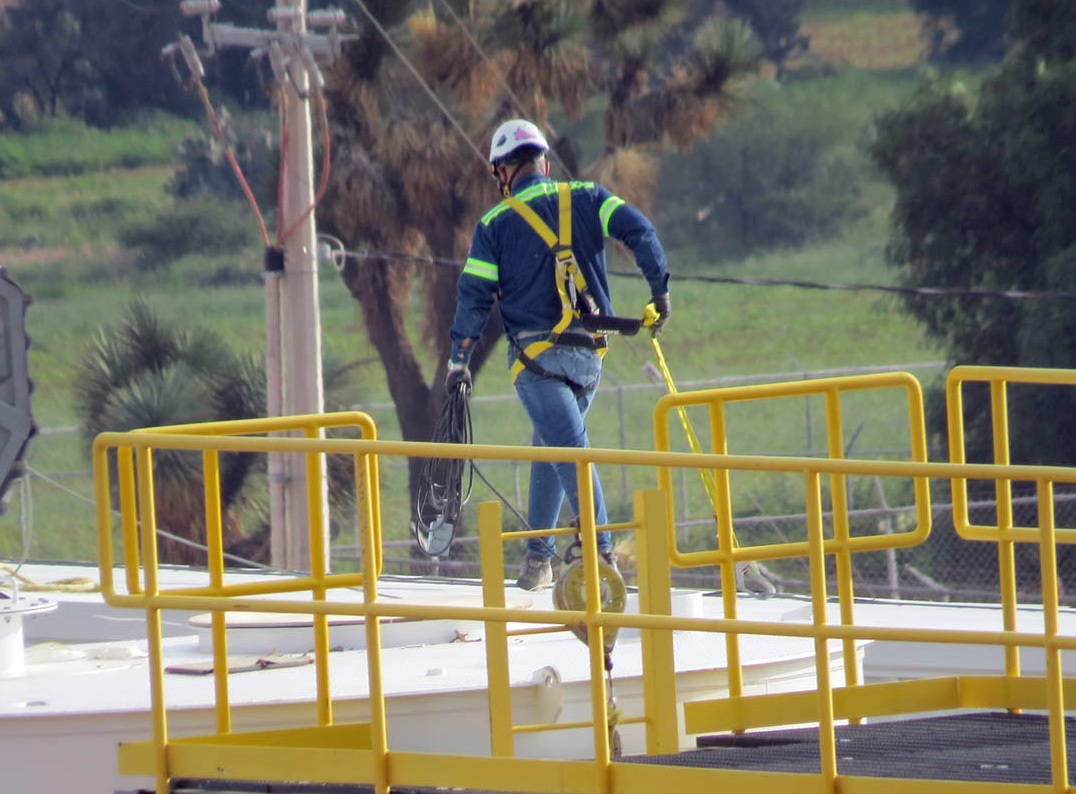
[449,173,669,365]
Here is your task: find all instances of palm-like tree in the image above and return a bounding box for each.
[75,301,265,565]
[322,0,760,536]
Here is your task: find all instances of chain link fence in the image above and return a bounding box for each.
[19,362,1076,606]
[367,486,1076,606]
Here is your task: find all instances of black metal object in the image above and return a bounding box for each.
[631,711,1076,784]
[0,267,35,516]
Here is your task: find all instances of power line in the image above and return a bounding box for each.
[605,270,1076,301]
[353,0,576,177]
[429,0,576,179]
[352,0,489,167]
[320,11,1076,304]
[330,13,1073,303]
[321,237,1076,302]
[22,466,297,575]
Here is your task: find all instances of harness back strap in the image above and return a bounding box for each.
[505,183,606,383]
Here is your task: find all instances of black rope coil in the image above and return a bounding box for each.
[413,382,474,557]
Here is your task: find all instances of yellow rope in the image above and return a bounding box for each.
[0,563,100,593]
[648,331,740,550]
[649,337,721,503]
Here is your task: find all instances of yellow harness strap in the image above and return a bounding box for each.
[505,183,605,383]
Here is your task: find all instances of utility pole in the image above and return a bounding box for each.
[275,0,325,572]
[172,1,350,571]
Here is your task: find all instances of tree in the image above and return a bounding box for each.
[654,83,866,259]
[75,301,267,565]
[1010,0,1076,62]
[909,0,1013,62]
[611,1,804,75]
[167,110,277,209]
[0,0,97,124]
[0,0,189,125]
[869,0,1076,470]
[723,0,806,69]
[0,0,339,126]
[320,0,759,540]
[119,198,261,270]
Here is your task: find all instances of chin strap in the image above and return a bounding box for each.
[492,161,530,198]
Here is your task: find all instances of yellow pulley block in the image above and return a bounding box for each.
[552,542,627,655]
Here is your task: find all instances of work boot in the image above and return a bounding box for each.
[516,554,554,591]
[600,550,619,575]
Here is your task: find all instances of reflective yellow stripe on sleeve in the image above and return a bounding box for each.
[463,257,498,281]
[599,196,625,237]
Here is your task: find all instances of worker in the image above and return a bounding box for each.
[446,119,671,590]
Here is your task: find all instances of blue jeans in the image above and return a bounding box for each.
[513,345,611,559]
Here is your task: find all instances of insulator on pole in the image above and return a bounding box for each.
[268,41,290,84]
[179,0,221,17]
[299,48,325,91]
[178,34,205,79]
[307,9,346,28]
[267,6,303,25]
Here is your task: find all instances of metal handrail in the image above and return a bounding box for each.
[96,369,1076,794]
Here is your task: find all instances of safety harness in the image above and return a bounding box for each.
[503,182,607,390]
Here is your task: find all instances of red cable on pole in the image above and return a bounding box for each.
[195,81,271,248]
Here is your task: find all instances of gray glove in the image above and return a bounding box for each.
[445,362,472,394]
[649,292,671,337]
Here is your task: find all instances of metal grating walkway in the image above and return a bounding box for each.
[632,711,1076,784]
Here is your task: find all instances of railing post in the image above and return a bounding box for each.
[577,463,613,794]
[1037,479,1068,793]
[708,400,744,709]
[202,450,232,735]
[479,500,514,757]
[634,489,679,754]
[305,426,333,725]
[824,388,862,711]
[135,445,170,794]
[989,380,1022,682]
[357,450,389,794]
[806,469,838,792]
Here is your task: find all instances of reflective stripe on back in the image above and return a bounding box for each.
[481,182,559,225]
[480,181,595,226]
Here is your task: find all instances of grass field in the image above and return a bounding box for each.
[801,12,928,70]
[0,4,960,566]
[3,219,944,564]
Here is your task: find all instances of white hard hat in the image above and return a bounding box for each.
[488,119,549,165]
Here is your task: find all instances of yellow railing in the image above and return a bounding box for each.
[947,365,1076,687]
[95,371,1076,794]
[653,371,931,705]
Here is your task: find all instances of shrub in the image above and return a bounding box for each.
[119,198,259,269]
[167,110,277,210]
[654,79,869,262]
[0,114,198,178]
